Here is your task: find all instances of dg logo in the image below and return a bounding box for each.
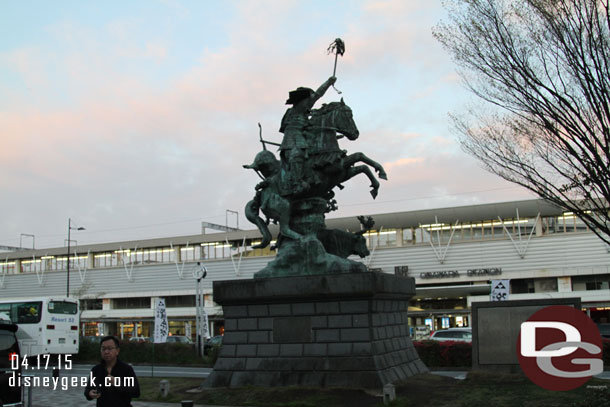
[517,305,603,391]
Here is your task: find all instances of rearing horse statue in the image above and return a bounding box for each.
[304,99,387,199]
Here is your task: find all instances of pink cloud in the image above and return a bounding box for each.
[384,157,426,171]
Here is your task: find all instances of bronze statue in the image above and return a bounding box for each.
[244,39,387,277]
[279,76,336,195]
[243,150,302,249]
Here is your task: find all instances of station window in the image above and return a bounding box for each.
[242,241,277,258]
[0,261,15,274]
[113,297,151,309]
[572,274,610,291]
[363,229,397,248]
[511,278,557,293]
[20,259,41,273]
[180,247,197,262]
[511,279,535,294]
[80,299,103,310]
[165,295,196,308]
[402,228,414,244]
[201,242,232,259]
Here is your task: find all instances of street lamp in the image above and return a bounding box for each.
[67,218,85,297]
[194,262,208,357]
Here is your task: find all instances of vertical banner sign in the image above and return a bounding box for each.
[490,279,510,301]
[154,298,168,343]
[202,308,210,339]
[185,321,192,339]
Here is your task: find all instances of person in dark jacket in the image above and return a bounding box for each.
[85,335,140,407]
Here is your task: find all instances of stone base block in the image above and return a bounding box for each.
[204,272,428,388]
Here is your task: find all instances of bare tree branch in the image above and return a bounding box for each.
[435,0,610,244]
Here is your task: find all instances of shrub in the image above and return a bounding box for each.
[413,340,472,367]
[206,344,221,367]
[75,337,214,366]
[75,337,101,362]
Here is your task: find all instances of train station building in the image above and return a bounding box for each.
[2,198,609,339]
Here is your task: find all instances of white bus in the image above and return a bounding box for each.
[0,297,79,356]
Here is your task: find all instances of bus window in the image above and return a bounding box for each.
[15,302,42,324]
[48,301,77,315]
[0,304,10,321]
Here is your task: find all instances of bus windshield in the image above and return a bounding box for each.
[48,301,77,315]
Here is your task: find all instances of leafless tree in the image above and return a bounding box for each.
[434,0,610,244]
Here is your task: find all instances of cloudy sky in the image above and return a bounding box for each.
[0,0,533,249]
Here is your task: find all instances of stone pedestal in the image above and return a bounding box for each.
[204,272,428,388]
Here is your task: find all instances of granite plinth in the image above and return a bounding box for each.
[204,272,427,388]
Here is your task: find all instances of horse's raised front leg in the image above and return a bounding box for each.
[346,165,380,199]
[344,152,387,180]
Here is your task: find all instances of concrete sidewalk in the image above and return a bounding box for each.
[22,370,469,406]
[26,384,231,407]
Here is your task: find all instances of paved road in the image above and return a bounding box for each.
[40,364,213,379]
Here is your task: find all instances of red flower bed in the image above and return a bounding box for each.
[413,340,472,367]
[414,339,610,369]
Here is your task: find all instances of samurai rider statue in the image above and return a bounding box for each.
[279,76,336,196]
[243,39,388,277]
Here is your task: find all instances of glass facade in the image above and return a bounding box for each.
[3,212,596,280]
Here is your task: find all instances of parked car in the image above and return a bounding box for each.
[429,327,472,342]
[0,321,22,406]
[128,336,151,343]
[204,335,223,355]
[165,335,193,344]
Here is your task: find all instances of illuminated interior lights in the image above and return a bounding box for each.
[560,210,591,220]
[421,219,530,231]
[200,242,231,248]
[364,230,397,236]
[41,256,55,259]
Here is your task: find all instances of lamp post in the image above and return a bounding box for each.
[67,218,85,298]
[194,262,208,357]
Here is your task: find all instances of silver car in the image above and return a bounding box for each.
[429,328,472,342]
[165,335,193,344]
